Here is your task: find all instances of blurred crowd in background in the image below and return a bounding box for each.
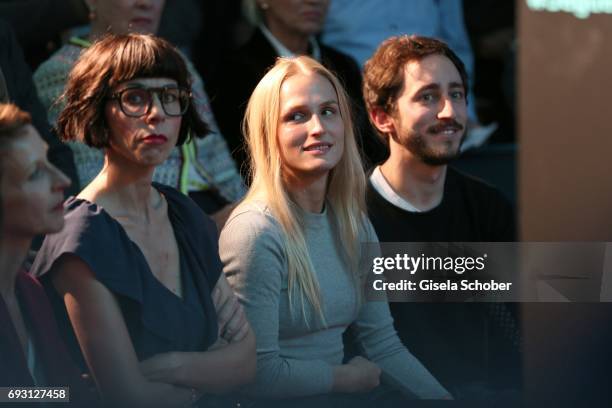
[2,0,517,144]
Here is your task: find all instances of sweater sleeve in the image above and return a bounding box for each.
[219,206,334,398]
[350,220,451,399]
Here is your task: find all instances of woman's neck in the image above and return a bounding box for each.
[0,235,31,299]
[284,172,328,213]
[82,152,160,222]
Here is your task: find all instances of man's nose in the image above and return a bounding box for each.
[438,96,457,119]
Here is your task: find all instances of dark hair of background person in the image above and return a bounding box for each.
[463,0,516,144]
[0,0,88,69]
[0,67,7,103]
[157,0,203,56]
[56,33,209,148]
[192,0,248,83]
[0,19,79,197]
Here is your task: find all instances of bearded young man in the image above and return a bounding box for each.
[361,35,519,399]
[363,35,514,242]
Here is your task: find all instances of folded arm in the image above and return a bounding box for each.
[139,275,256,394]
[52,255,192,407]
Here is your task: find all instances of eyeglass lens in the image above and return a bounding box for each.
[120,88,189,117]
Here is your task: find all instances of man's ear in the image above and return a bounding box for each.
[370,107,395,136]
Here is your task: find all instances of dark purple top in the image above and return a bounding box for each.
[0,270,98,406]
[30,183,221,371]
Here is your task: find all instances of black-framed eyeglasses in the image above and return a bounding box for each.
[110,86,191,117]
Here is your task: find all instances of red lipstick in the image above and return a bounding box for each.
[142,134,168,145]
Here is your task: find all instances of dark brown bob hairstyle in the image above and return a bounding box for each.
[56,33,209,148]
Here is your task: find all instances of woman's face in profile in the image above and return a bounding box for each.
[87,0,165,35]
[104,77,183,168]
[1,125,70,238]
[277,72,344,183]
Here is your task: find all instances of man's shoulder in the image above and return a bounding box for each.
[446,167,509,203]
[365,175,392,207]
[365,176,419,222]
[445,167,516,240]
[365,166,515,241]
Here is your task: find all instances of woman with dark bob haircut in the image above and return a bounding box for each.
[56,33,208,148]
[31,34,255,407]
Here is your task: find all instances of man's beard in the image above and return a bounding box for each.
[401,120,465,166]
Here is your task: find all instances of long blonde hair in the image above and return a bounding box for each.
[242,56,366,324]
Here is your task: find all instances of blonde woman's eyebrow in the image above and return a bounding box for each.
[282,99,339,114]
[319,99,339,106]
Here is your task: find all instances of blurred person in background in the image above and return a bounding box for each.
[34,0,244,229]
[157,0,202,58]
[0,0,88,68]
[210,0,386,177]
[0,19,79,196]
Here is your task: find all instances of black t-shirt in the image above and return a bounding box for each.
[31,184,222,370]
[366,167,519,394]
[366,167,515,242]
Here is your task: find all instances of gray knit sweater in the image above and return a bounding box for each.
[219,200,448,399]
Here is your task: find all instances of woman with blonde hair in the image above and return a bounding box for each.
[219,56,450,405]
